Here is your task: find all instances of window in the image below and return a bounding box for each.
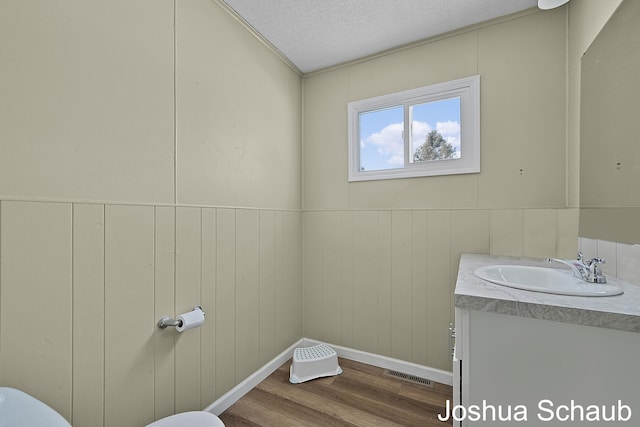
[348,75,480,181]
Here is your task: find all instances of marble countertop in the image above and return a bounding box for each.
[455,253,640,333]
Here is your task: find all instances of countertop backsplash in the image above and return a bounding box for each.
[579,237,640,285]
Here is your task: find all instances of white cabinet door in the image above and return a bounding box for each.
[456,309,639,426]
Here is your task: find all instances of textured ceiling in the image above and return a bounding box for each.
[222,0,538,73]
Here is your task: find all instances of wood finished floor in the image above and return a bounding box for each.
[219,358,453,426]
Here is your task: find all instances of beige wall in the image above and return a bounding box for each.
[0,0,301,209]
[176,0,302,209]
[304,9,568,211]
[0,0,302,426]
[302,8,579,371]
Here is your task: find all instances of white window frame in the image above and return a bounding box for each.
[348,75,480,182]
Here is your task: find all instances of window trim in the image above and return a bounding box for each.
[347,75,480,182]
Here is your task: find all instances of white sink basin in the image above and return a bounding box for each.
[474,265,624,297]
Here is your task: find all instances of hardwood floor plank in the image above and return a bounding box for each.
[338,360,403,394]
[258,375,406,426]
[218,411,260,427]
[220,358,453,427]
[223,394,322,427]
[397,382,450,407]
[240,387,353,427]
[282,369,442,426]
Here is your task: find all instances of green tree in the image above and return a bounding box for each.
[413,130,456,161]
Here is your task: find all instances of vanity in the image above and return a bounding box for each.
[453,254,640,426]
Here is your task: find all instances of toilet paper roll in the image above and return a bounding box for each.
[176,308,205,332]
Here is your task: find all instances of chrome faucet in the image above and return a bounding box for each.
[547,252,607,284]
[579,252,607,284]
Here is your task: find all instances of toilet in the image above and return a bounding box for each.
[145,411,225,427]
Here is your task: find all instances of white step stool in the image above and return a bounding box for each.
[289,344,343,384]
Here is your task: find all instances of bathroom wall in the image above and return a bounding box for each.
[0,1,302,426]
[0,1,626,425]
[302,7,578,371]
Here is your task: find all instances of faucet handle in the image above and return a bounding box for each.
[576,252,605,266]
[586,257,607,283]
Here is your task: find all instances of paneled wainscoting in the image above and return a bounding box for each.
[303,208,579,371]
[0,200,302,427]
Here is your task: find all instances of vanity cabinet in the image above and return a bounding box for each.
[453,254,640,427]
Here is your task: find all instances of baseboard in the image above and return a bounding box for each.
[302,338,453,386]
[204,338,304,415]
[204,337,453,415]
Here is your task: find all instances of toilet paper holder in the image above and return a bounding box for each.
[158,306,205,329]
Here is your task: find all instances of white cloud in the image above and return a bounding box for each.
[362,122,404,166]
[437,120,460,137]
[388,154,404,166]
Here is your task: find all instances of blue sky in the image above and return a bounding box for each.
[359,97,461,171]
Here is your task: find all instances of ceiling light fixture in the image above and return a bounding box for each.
[538,0,570,10]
